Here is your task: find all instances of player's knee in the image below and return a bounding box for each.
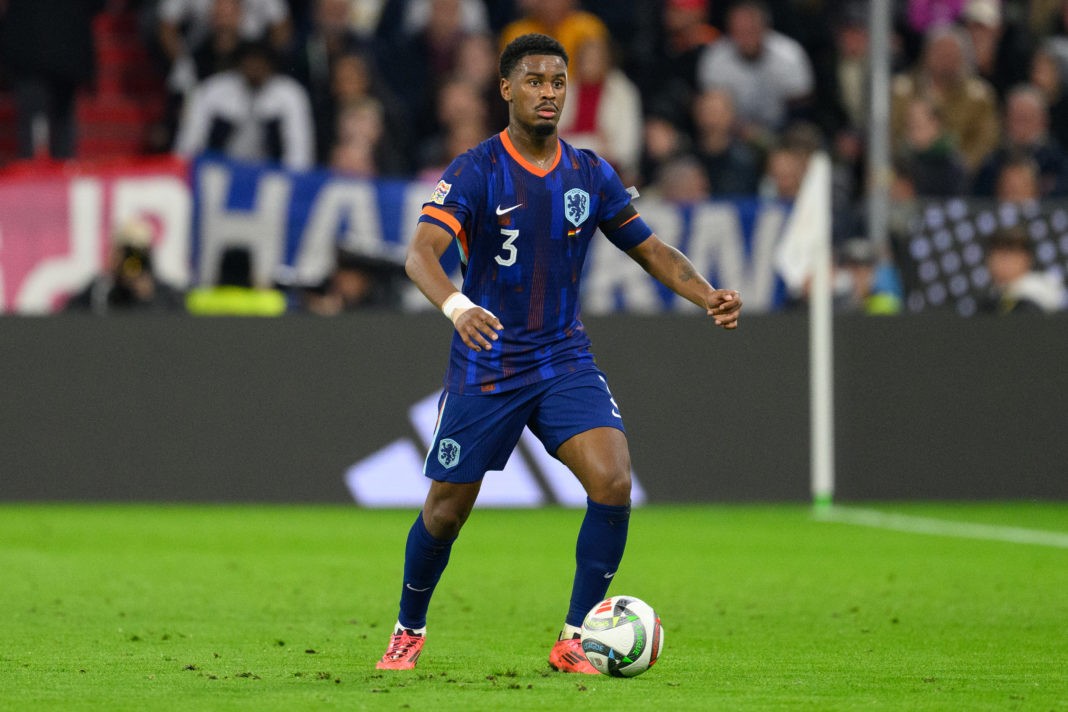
[423,504,469,540]
[590,467,631,506]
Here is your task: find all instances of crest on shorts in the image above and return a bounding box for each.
[564,188,590,227]
[430,180,452,205]
[437,438,461,469]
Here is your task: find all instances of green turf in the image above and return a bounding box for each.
[1,503,1065,711]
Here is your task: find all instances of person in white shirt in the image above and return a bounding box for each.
[696,0,813,144]
[176,40,315,170]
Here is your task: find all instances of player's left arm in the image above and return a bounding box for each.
[626,235,742,330]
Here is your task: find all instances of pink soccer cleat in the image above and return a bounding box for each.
[548,634,599,674]
[375,626,426,670]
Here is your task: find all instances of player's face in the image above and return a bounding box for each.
[502,54,568,137]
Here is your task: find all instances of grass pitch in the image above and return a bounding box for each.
[1,502,1065,711]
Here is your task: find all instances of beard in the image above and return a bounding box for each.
[532,121,556,138]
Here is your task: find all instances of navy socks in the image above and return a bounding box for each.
[565,497,631,628]
[395,499,629,632]
[397,512,456,630]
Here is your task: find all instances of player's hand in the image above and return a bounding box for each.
[705,289,741,330]
[453,307,504,351]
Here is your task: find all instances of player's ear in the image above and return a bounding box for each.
[500,76,512,102]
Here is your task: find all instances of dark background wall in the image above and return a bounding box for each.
[1,314,1065,503]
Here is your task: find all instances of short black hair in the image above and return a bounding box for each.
[499,33,568,79]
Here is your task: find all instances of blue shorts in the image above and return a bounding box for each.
[423,368,626,483]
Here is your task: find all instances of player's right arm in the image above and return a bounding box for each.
[406,221,503,352]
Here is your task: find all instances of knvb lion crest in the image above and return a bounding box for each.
[437,438,461,469]
[564,188,590,227]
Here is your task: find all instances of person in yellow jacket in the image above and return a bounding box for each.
[499,0,608,67]
[186,246,287,316]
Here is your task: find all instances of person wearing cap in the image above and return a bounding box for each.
[833,238,903,315]
[64,219,185,314]
[960,0,1033,101]
[980,225,1066,313]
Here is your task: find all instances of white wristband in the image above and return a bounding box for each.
[441,292,476,323]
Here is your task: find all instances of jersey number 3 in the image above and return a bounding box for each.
[495,228,519,267]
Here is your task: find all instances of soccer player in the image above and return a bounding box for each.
[376,33,741,674]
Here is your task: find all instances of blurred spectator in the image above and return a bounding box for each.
[761,144,808,201]
[638,112,694,188]
[1029,38,1068,152]
[186,246,287,315]
[291,0,372,157]
[811,2,870,201]
[895,97,967,196]
[759,124,821,201]
[971,85,1068,198]
[318,51,409,169]
[64,218,184,314]
[993,152,1042,204]
[648,154,711,204]
[817,3,870,135]
[0,0,106,159]
[454,32,510,132]
[375,0,489,46]
[890,24,1000,172]
[383,0,475,146]
[689,88,762,196]
[1026,0,1068,40]
[415,77,490,177]
[634,0,720,129]
[979,225,1066,313]
[175,40,315,169]
[156,0,291,108]
[557,36,643,182]
[415,120,488,182]
[189,0,244,80]
[302,247,405,314]
[499,0,609,64]
[833,238,903,315]
[959,0,1032,101]
[696,0,815,148]
[330,97,407,177]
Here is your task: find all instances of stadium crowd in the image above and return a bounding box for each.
[2,0,1067,314]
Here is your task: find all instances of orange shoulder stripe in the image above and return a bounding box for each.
[421,205,463,237]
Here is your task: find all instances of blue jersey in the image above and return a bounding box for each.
[419,130,653,395]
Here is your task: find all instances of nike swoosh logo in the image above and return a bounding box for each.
[496,203,522,215]
[405,583,431,592]
[603,571,616,579]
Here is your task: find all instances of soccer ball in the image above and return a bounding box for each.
[580,595,663,677]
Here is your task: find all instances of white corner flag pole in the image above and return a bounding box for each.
[774,151,835,511]
[808,175,835,513]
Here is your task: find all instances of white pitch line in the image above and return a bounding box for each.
[815,507,1068,549]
